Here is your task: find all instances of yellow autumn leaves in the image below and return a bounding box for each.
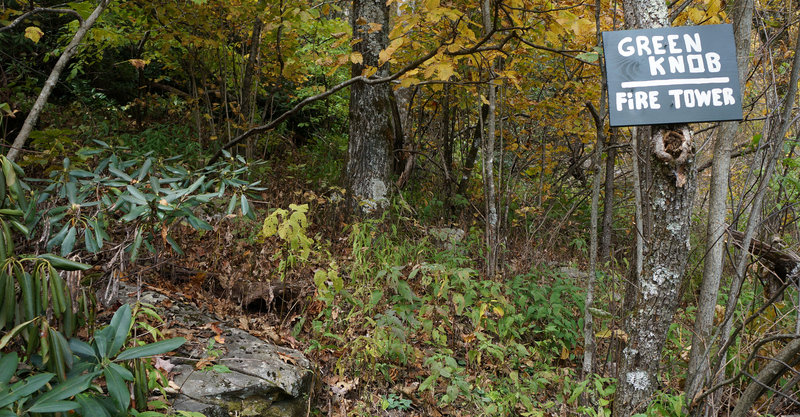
[24,26,44,43]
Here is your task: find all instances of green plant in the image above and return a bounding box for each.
[572,375,617,417]
[0,154,186,416]
[116,124,202,161]
[313,263,342,305]
[37,145,264,266]
[380,393,412,411]
[260,203,314,277]
[197,338,231,374]
[307,218,590,414]
[639,390,686,417]
[0,156,92,349]
[0,351,97,416]
[0,304,185,416]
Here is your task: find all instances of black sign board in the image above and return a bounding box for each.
[602,24,743,127]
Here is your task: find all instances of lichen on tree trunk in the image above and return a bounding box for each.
[612,0,700,411]
[616,127,697,416]
[346,0,395,214]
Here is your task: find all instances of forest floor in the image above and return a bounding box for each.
[114,159,591,416]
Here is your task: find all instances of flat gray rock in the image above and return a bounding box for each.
[117,281,314,417]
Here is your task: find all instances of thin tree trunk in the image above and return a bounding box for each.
[614,0,698,414]
[7,0,111,162]
[456,104,488,199]
[584,101,606,381]
[240,0,267,159]
[685,0,754,411]
[442,84,454,214]
[481,0,499,277]
[600,131,616,260]
[584,0,609,385]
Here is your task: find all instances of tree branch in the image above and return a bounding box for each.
[514,34,600,66]
[696,143,756,172]
[0,8,84,33]
[210,26,521,164]
[6,0,111,162]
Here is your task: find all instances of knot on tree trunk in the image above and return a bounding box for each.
[653,127,692,188]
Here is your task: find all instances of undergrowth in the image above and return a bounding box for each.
[294,213,599,415]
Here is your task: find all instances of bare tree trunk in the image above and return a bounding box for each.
[584,1,609,384]
[600,131,616,260]
[442,84,455,214]
[240,0,267,160]
[685,0,754,411]
[613,0,698,415]
[346,0,394,214]
[481,0,499,278]
[456,104,488,199]
[584,103,605,380]
[7,0,111,162]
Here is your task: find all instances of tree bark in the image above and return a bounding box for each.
[6,0,112,162]
[685,0,753,411]
[600,131,616,261]
[614,1,698,415]
[584,102,606,381]
[240,0,267,159]
[346,0,395,214]
[481,0,499,277]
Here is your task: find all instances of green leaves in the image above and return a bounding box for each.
[0,154,194,417]
[0,371,54,410]
[28,372,96,412]
[37,254,91,271]
[26,144,260,266]
[103,366,129,411]
[260,204,314,263]
[109,304,133,357]
[115,337,187,361]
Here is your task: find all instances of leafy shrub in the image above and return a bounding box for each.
[0,304,185,416]
[0,155,186,416]
[116,124,202,161]
[37,144,264,265]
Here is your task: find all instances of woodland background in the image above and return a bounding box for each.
[1,0,800,416]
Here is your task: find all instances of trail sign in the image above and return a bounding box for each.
[602,24,742,127]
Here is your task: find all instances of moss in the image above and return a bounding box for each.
[218,395,307,417]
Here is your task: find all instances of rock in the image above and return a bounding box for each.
[427,227,465,250]
[557,266,589,280]
[116,282,314,417]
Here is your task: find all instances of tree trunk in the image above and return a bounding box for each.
[456,104,488,200]
[240,0,267,159]
[600,131,616,261]
[7,0,111,162]
[584,0,609,383]
[684,0,753,410]
[584,105,606,380]
[442,84,455,214]
[346,0,395,214]
[614,0,698,415]
[481,0,499,278]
